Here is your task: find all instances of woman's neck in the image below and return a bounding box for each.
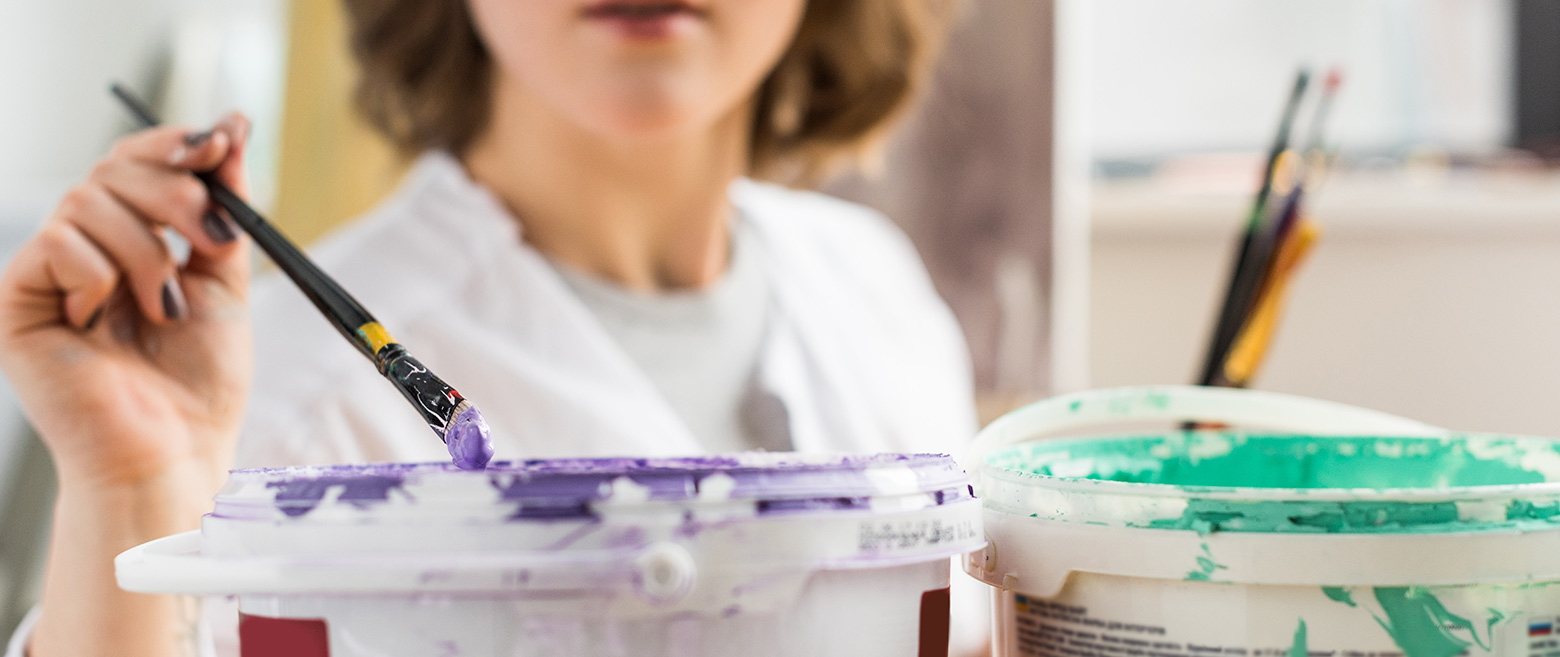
[462,78,750,292]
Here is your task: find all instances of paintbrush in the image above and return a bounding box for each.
[1296,69,1343,187]
[1195,69,1310,387]
[1219,69,1343,387]
[1265,69,1342,255]
[1221,219,1319,386]
[110,83,494,470]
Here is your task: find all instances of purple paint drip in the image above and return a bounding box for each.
[445,403,494,470]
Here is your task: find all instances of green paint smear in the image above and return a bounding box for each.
[1373,587,1502,657]
[1322,586,1356,607]
[1286,619,1307,657]
[989,432,1560,534]
[995,433,1551,489]
[1507,499,1560,520]
[1184,543,1227,581]
[1148,498,1464,534]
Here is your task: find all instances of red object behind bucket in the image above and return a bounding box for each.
[919,587,951,657]
[239,613,329,657]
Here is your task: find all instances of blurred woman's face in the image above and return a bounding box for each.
[467,0,807,141]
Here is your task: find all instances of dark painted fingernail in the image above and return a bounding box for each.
[202,210,236,243]
[183,130,212,147]
[83,304,105,331]
[161,278,187,321]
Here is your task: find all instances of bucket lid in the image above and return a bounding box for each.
[964,386,1560,594]
[118,453,984,601]
[214,452,972,522]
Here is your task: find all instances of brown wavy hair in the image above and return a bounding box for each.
[341,0,958,183]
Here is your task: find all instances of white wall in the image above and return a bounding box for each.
[0,0,180,225]
[1091,0,1512,159]
[0,0,287,224]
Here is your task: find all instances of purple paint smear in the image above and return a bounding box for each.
[267,476,406,517]
[228,453,972,521]
[445,404,493,470]
[485,454,970,519]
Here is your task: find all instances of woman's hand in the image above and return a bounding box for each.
[0,113,255,657]
[0,113,253,490]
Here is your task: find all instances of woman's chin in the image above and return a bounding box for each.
[576,101,726,143]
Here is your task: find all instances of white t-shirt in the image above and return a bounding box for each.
[550,216,787,454]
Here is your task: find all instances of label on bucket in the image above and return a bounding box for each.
[1525,616,1560,657]
[998,576,1560,657]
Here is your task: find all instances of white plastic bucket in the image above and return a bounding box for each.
[117,453,984,656]
[964,385,1560,657]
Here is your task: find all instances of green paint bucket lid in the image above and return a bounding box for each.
[965,386,1560,595]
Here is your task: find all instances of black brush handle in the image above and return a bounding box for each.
[111,83,378,359]
[376,344,462,436]
[201,180,378,359]
[110,83,470,443]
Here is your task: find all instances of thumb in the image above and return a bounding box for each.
[186,111,253,296]
[210,111,252,199]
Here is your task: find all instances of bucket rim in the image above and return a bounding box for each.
[978,431,1560,503]
[215,452,977,523]
[227,452,957,479]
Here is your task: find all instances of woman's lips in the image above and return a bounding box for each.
[581,2,705,39]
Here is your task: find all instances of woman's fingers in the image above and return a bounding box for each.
[0,216,123,339]
[94,156,239,256]
[181,112,255,296]
[3,113,255,333]
[98,115,252,259]
[30,224,120,329]
[111,123,233,175]
[207,112,252,197]
[59,184,183,324]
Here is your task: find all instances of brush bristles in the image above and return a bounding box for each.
[445,400,474,440]
[443,399,495,470]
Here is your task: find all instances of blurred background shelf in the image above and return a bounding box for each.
[1094,167,1560,436]
[1097,167,1560,239]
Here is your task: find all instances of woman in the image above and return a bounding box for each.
[0,0,977,654]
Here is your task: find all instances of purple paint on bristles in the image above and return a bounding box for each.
[446,402,494,470]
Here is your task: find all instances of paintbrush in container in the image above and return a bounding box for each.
[1256,69,1341,266]
[110,83,494,470]
[1220,69,1342,387]
[1195,69,1310,387]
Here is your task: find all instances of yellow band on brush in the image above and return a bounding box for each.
[356,322,396,355]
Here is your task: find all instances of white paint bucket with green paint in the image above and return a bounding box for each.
[964,385,1560,657]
